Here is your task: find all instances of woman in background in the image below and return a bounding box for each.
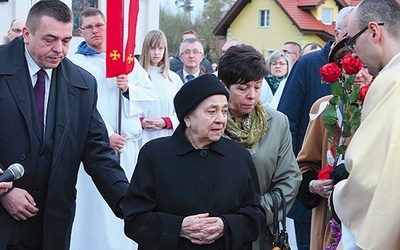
[266,50,292,109]
[139,30,183,147]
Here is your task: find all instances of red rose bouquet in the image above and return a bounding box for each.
[320,54,365,161]
[320,54,367,250]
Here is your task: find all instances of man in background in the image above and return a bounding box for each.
[281,41,301,64]
[7,18,25,42]
[176,38,206,83]
[170,30,213,73]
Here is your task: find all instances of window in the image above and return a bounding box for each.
[322,8,333,25]
[72,0,98,35]
[260,10,270,28]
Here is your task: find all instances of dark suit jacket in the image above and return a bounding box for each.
[176,68,206,83]
[170,56,213,74]
[0,37,129,249]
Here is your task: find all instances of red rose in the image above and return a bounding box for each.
[359,85,370,103]
[320,62,341,83]
[341,54,363,75]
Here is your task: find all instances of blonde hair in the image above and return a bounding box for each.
[140,30,171,80]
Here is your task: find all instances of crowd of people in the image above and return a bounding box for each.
[1,0,400,249]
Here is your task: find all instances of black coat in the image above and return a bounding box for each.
[0,37,129,249]
[123,125,265,249]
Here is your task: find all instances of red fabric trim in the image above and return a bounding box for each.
[162,117,173,129]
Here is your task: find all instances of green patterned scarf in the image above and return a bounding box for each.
[224,102,268,155]
[266,73,287,94]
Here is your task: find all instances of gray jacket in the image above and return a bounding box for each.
[252,107,302,249]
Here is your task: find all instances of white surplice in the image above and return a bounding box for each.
[139,66,183,148]
[69,53,156,250]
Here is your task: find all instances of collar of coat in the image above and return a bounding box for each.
[172,124,228,156]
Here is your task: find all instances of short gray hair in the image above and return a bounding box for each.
[336,6,355,30]
[179,38,204,55]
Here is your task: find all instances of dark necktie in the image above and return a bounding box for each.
[185,74,194,82]
[34,69,46,128]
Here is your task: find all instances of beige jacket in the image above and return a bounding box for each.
[297,95,335,250]
[333,58,400,249]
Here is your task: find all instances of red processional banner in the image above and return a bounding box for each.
[106,0,139,77]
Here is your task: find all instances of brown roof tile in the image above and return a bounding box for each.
[275,0,335,39]
[213,0,399,38]
[297,0,324,8]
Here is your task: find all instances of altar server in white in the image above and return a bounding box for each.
[69,8,156,250]
[139,30,183,147]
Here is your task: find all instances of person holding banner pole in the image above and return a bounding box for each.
[70,8,156,250]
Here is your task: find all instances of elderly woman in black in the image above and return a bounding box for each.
[122,74,265,249]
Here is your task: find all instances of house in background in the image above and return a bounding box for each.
[0,0,159,57]
[213,0,361,57]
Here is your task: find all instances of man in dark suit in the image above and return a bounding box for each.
[176,38,207,83]
[0,1,129,249]
[169,30,213,74]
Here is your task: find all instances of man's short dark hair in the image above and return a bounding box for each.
[218,44,268,88]
[182,30,198,39]
[79,8,105,27]
[26,0,72,34]
[357,0,400,40]
[283,41,301,54]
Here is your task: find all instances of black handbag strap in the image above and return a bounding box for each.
[276,188,287,230]
[270,188,288,233]
[270,189,279,234]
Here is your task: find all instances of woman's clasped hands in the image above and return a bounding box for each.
[180,213,224,245]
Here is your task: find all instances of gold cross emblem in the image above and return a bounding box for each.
[110,50,120,60]
[127,54,134,64]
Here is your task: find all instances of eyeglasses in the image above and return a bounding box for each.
[181,49,203,56]
[80,23,106,31]
[282,50,297,55]
[345,23,384,53]
[11,28,22,34]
